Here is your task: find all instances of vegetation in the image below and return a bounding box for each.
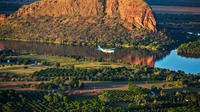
[20,77,84,90]
[0,90,122,112]
[0,3,200,112]
[30,67,200,89]
[177,39,200,58]
[0,49,46,66]
[0,49,49,76]
[0,88,200,112]
[69,78,84,89]
[1,3,200,52]
[0,48,128,77]
[156,14,200,42]
[0,14,174,51]
[21,82,59,89]
[14,53,130,68]
[0,49,17,63]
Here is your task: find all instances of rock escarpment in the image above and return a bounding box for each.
[106,0,156,31]
[11,0,157,31]
[0,14,7,21]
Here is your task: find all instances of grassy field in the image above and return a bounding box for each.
[14,54,128,68]
[0,64,48,75]
[16,54,79,66]
[1,54,129,75]
[75,62,123,68]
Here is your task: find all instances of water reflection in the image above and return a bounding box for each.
[0,40,161,67]
[1,40,199,74]
[155,50,200,74]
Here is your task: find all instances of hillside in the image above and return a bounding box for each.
[0,0,165,46]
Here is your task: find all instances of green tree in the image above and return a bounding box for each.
[128,82,143,94]
[98,92,112,102]
[134,94,147,106]
[55,62,60,68]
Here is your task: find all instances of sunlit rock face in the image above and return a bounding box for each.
[106,0,157,31]
[10,0,156,31]
[0,14,7,21]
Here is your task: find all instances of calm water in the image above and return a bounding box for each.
[155,50,200,74]
[0,40,200,74]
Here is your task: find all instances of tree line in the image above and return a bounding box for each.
[177,39,200,58]
[20,77,84,90]
[0,87,200,112]
[31,66,200,88]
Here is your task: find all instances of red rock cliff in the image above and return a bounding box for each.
[11,0,156,31]
[0,14,7,21]
[106,0,157,31]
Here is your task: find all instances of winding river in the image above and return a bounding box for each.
[0,40,199,74]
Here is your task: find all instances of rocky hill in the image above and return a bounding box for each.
[0,0,163,46]
[11,0,156,31]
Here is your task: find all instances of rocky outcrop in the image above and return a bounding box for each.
[0,14,7,21]
[106,0,157,31]
[13,0,104,18]
[11,0,157,31]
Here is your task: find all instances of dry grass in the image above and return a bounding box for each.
[16,54,129,68]
[1,53,130,75]
[75,62,123,68]
[16,54,77,66]
[0,64,48,75]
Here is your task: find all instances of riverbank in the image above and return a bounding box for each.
[177,39,200,58]
[0,37,175,52]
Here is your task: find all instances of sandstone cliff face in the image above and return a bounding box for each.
[106,0,156,31]
[10,0,156,31]
[13,0,104,18]
[0,14,7,21]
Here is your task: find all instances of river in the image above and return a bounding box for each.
[0,40,199,74]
